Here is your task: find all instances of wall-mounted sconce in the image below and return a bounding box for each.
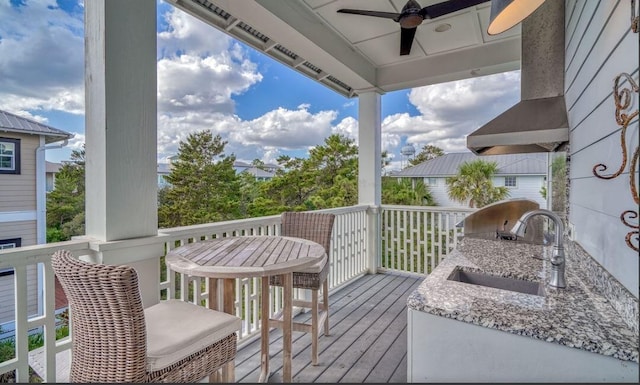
[487,0,546,35]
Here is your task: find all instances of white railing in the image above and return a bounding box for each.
[0,204,468,382]
[379,205,474,275]
[0,240,94,383]
[0,205,370,382]
[158,205,370,342]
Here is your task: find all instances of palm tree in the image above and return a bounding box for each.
[446,159,510,208]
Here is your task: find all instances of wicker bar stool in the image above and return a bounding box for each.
[52,250,241,383]
[269,211,335,366]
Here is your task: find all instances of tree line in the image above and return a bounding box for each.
[46,130,518,241]
[47,132,439,240]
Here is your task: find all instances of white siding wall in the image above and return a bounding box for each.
[0,133,42,324]
[0,266,39,325]
[565,0,638,297]
[426,176,546,208]
[496,175,547,209]
[0,134,38,212]
[0,222,39,325]
[428,178,460,207]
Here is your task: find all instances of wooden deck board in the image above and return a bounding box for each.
[234,273,386,380]
[235,272,423,383]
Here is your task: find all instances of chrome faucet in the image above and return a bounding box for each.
[512,209,566,288]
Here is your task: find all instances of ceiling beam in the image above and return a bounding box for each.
[376,38,521,92]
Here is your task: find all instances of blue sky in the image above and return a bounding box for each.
[0,0,521,171]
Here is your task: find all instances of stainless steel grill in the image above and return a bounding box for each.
[457,198,543,244]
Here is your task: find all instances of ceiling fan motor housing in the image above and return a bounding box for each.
[400,0,426,28]
[400,14,425,28]
[337,0,491,55]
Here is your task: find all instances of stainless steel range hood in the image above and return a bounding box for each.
[467,0,568,155]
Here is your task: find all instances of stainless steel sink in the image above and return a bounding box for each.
[448,268,544,296]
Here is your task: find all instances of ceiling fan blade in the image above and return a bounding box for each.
[400,27,417,55]
[420,0,490,19]
[336,9,401,20]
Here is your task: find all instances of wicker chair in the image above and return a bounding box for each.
[269,211,335,365]
[51,250,241,383]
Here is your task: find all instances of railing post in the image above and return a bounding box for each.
[82,235,166,308]
[366,205,380,274]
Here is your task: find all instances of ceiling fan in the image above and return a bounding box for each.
[337,0,490,56]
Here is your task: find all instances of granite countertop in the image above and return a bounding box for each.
[406,237,639,363]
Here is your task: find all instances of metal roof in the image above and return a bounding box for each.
[157,163,172,174]
[0,110,73,143]
[395,152,547,177]
[241,167,275,179]
[46,161,63,173]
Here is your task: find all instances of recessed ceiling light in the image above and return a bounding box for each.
[435,23,452,32]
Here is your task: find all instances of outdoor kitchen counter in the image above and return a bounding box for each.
[406,236,639,363]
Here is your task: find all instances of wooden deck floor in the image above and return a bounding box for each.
[235,272,423,383]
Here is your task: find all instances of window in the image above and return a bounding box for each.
[425,177,437,186]
[504,176,517,187]
[0,238,21,276]
[0,138,20,174]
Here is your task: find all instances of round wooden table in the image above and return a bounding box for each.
[165,235,326,383]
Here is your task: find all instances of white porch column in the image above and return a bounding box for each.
[357,91,382,274]
[84,0,160,305]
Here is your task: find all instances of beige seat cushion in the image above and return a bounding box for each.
[144,299,241,372]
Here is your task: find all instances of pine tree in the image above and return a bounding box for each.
[158,131,240,227]
[408,145,444,167]
[46,146,85,241]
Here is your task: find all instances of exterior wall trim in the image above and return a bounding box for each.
[0,211,37,222]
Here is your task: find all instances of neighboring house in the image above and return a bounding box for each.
[261,163,280,173]
[234,161,279,180]
[157,162,171,188]
[240,166,276,181]
[0,109,73,326]
[232,160,252,173]
[157,160,278,187]
[392,152,548,208]
[45,161,62,192]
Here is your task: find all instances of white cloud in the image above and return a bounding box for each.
[5,109,47,123]
[67,133,85,150]
[381,71,521,156]
[156,7,263,117]
[332,116,358,141]
[407,71,520,150]
[409,71,520,123]
[257,148,284,165]
[157,111,240,160]
[158,8,231,58]
[229,105,336,149]
[0,0,84,118]
[333,116,400,156]
[156,7,266,159]
[1,1,522,168]
[156,104,340,164]
[157,54,261,114]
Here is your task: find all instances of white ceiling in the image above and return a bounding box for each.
[166,0,522,97]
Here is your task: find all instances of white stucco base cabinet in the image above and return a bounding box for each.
[407,309,638,383]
